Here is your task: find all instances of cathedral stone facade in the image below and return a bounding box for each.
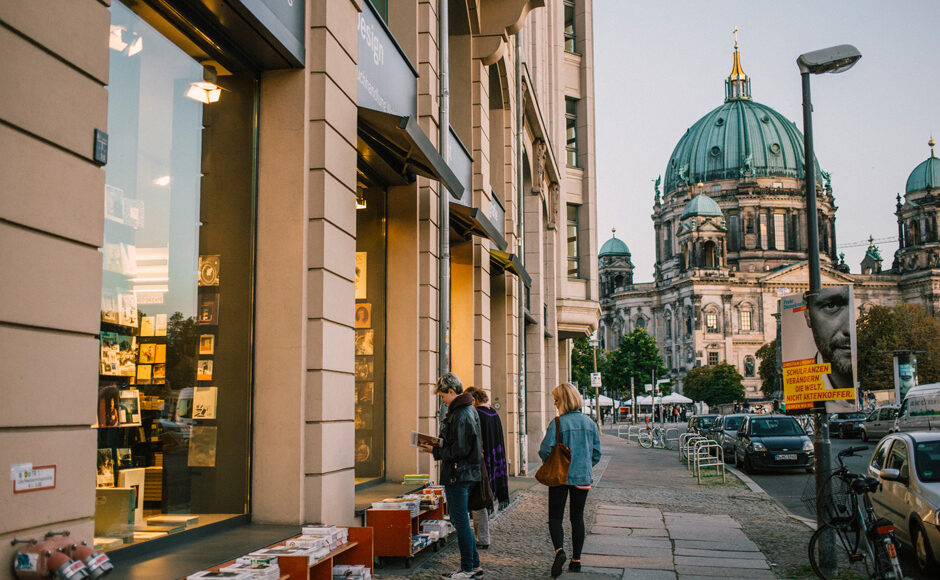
[599,43,940,400]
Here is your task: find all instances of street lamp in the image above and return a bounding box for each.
[798,43,861,576]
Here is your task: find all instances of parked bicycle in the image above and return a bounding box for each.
[638,425,668,449]
[807,445,904,580]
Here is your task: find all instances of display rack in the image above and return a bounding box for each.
[197,527,373,580]
[366,488,447,567]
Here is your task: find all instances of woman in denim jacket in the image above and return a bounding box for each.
[539,383,602,577]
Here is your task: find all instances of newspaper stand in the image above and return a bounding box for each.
[367,488,447,568]
[199,527,373,580]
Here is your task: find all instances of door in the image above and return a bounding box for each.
[879,439,913,545]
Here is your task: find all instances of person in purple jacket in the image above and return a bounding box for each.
[464,387,510,550]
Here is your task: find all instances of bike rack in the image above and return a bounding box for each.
[691,440,725,484]
[623,425,643,445]
[679,434,707,464]
[664,428,680,449]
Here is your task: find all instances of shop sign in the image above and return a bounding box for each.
[358,1,417,117]
[490,193,505,229]
[11,463,56,493]
[447,126,473,206]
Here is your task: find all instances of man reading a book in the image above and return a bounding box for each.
[419,372,484,579]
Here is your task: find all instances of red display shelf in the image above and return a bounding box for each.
[366,490,447,567]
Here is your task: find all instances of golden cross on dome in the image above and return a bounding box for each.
[733,26,739,48]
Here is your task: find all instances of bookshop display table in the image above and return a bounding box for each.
[366,488,448,568]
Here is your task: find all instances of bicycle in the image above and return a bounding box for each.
[807,445,904,580]
[638,425,667,449]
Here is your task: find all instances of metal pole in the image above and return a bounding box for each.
[802,70,836,575]
[515,32,528,473]
[592,343,600,427]
[631,376,636,423]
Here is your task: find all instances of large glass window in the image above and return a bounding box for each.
[567,204,580,278]
[96,2,256,549]
[564,1,577,53]
[705,312,718,332]
[707,352,719,366]
[774,213,785,250]
[741,310,752,332]
[566,98,579,167]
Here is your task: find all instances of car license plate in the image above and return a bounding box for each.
[777,454,797,461]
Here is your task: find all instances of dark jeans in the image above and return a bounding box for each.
[548,485,589,559]
[445,481,480,572]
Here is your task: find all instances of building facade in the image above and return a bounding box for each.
[599,43,939,400]
[0,0,599,569]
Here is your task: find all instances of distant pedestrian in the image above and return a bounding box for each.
[539,383,602,577]
[464,387,510,550]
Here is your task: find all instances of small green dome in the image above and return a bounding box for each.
[599,234,630,257]
[681,194,724,220]
[905,154,940,194]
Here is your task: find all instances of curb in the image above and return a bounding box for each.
[725,464,817,531]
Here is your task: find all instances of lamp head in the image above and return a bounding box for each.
[797,44,861,74]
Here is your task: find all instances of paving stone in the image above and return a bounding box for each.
[556,571,622,579]
[581,554,675,570]
[584,535,672,551]
[596,504,662,518]
[667,528,750,542]
[664,512,739,526]
[675,566,777,578]
[582,543,672,558]
[672,539,760,552]
[594,514,665,529]
[673,556,768,569]
[630,528,670,537]
[617,569,677,580]
[673,547,766,560]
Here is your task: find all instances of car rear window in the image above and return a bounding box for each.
[699,417,716,428]
[751,418,803,437]
[724,417,743,430]
[846,413,865,420]
[914,441,940,482]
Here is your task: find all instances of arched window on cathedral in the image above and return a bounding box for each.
[614,274,624,289]
[930,215,938,243]
[685,309,693,336]
[664,311,672,339]
[704,306,719,333]
[703,240,718,268]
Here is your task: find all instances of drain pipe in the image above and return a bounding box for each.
[438,0,450,426]
[516,32,528,474]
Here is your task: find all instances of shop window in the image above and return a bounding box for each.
[567,204,580,278]
[96,1,257,548]
[741,310,752,332]
[564,1,577,53]
[566,98,579,167]
[707,352,719,366]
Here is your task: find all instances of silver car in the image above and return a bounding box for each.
[866,431,940,575]
[708,414,750,463]
[860,404,900,442]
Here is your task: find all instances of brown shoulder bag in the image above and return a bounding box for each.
[535,416,571,487]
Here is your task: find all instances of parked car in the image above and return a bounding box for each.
[733,415,814,474]
[860,405,900,442]
[708,414,750,463]
[687,414,719,435]
[829,411,868,439]
[866,431,940,575]
[896,383,940,433]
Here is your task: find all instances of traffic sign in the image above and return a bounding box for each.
[590,372,602,387]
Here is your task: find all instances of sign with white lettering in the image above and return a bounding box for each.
[357,0,417,116]
[13,465,56,493]
[590,372,602,387]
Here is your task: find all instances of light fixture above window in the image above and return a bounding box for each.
[355,188,367,210]
[186,65,224,104]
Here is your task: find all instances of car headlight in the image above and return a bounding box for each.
[751,442,766,451]
[802,440,814,452]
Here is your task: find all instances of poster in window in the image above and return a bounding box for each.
[197,359,213,381]
[355,357,373,381]
[355,329,374,355]
[97,448,115,487]
[140,316,155,337]
[188,426,218,467]
[105,185,124,224]
[115,448,133,469]
[355,436,371,463]
[102,291,119,324]
[154,313,167,336]
[198,255,221,287]
[193,387,218,419]
[100,332,136,376]
[119,389,141,426]
[354,303,371,329]
[152,363,166,384]
[118,293,139,328]
[135,364,151,385]
[155,344,166,363]
[354,405,373,430]
[97,385,121,427]
[199,334,215,355]
[197,293,220,325]
[356,381,374,405]
[355,252,367,299]
[139,343,157,364]
[122,198,145,230]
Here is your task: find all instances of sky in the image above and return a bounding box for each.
[593,0,940,282]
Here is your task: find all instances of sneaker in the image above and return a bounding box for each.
[441,570,476,579]
[569,560,582,573]
[472,566,484,577]
[551,549,567,578]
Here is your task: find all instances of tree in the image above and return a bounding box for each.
[570,337,603,396]
[755,340,778,399]
[856,303,940,390]
[682,362,746,407]
[602,328,667,398]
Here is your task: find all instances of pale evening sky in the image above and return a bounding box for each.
[593,0,940,282]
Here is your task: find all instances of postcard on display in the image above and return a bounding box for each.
[116,448,133,469]
[355,437,372,463]
[199,334,215,355]
[198,255,221,287]
[188,426,218,467]
[193,387,218,420]
[97,385,121,427]
[139,343,157,364]
[154,314,167,336]
[355,329,374,355]
[197,293,220,326]
[120,243,137,276]
[356,382,374,405]
[97,449,115,487]
[105,185,124,224]
[135,364,151,385]
[101,332,136,376]
[104,243,123,274]
[122,198,144,230]
[120,390,142,426]
[779,286,857,413]
[119,293,139,328]
[355,252,367,299]
[152,363,166,383]
[117,467,146,524]
[155,344,166,363]
[354,303,371,329]
[102,291,120,324]
[176,387,193,420]
[197,359,213,381]
[354,405,373,430]
[140,316,155,337]
[354,357,373,381]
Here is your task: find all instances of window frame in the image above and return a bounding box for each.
[565,97,580,168]
[707,351,719,366]
[563,0,577,54]
[566,204,580,278]
[740,310,752,332]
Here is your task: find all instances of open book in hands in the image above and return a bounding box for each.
[410,431,441,447]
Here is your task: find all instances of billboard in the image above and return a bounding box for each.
[780,285,857,412]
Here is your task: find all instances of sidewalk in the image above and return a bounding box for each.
[379,433,812,579]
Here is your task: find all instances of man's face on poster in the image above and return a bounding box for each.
[804,286,853,386]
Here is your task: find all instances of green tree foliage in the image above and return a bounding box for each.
[602,328,667,398]
[682,362,746,407]
[856,304,940,390]
[755,340,778,399]
[570,337,603,394]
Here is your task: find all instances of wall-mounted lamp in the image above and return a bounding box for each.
[355,188,368,209]
[186,65,224,104]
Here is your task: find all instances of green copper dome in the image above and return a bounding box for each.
[905,153,940,194]
[599,234,630,257]
[681,194,724,220]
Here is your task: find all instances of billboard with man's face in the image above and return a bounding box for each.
[780,285,858,412]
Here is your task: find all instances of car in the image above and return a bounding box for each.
[687,414,719,435]
[829,411,867,439]
[733,415,814,474]
[860,405,900,442]
[895,383,940,433]
[866,431,940,575]
[708,414,750,463]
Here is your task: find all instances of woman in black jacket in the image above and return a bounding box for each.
[464,387,509,550]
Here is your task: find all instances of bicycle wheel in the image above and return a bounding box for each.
[638,431,653,448]
[808,521,875,580]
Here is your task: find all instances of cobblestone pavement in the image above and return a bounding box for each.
[377,434,815,579]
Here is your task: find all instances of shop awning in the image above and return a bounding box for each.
[489,249,532,287]
[357,107,463,199]
[450,203,508,251]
